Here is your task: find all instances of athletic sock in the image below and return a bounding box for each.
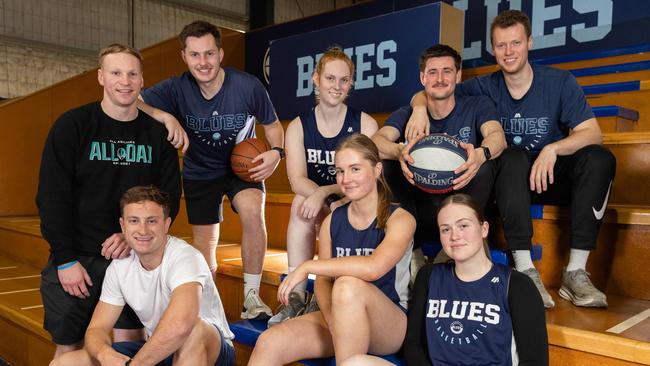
[566,249,590,272]
[243,273,262,299]
[512,250,535,272]
[288,266,308,302]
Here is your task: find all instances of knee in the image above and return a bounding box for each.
[576,145,616,173]
[332,276,367,307]
[497,146,529,173]
[253,327,282,357]
[340,354,368,366]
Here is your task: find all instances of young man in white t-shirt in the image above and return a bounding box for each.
[51,186,235,366]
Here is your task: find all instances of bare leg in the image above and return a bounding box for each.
[330,276,407,363]
[50,349,96,366]
[340,354,396,366]
[173,319,222,366]
[52,342,83,361]
[249,311,334,366]
[232,189,267,276]
[192,224,220,280]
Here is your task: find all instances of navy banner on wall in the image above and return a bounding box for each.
[268,3,456,120]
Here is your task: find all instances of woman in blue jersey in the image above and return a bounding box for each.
[249,134,415,365]
[268,46,378,326]
[403,194,548,366]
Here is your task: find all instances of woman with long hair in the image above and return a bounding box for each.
[268,47,378,326]
[249,134,414,365]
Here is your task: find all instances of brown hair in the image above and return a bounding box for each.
[490,9,532,44]
[120,185,171,218]
[98,43,143,69]
[419,44,461,72]
[438,194,491,259]
[336,134,392,229]
[179,21,222,49]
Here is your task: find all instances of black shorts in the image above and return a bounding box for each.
[40,255,143,345]
[183,174,264,225]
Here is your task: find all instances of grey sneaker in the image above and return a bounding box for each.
[267,291,306,327]
[521,268,555,308]
[559,269,608,307]
[241,289,273,320]
[304,293,320,314]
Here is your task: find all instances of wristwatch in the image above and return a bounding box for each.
[272,146,285,159]
[480,146,491,161]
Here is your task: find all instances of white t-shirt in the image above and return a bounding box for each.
[100,236,234,343]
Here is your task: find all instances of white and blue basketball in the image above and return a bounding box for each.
[408,134,468,194]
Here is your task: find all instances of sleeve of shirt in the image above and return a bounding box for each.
[156,131,181,221]
[475,95,499,127]
[249,77,279,125]
[404,264,434,366]
[35,115,79,265]
[99,263,126,306]
[559,72,595,129]
[509,271,549,365]
[165,248,210,292]
[384,106,411,141]
[141,78,179,116]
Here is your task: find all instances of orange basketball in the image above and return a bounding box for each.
[230,138,270,182]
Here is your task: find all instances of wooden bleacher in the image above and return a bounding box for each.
[0,26,650,365]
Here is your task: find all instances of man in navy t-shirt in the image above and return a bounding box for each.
[372,44,506,249]
[407,11,615,309]
[138,21,284,319]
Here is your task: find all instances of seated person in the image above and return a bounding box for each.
[270,46,378,326]
[248,134,415,365]
[51,186,235,366]
[372,44,505,249]
[405,194,548,366]
[406,10,616,308]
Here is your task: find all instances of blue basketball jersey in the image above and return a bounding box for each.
[330,203,412,310]
[458,64,593,154]
[300,106,361,186]
[425,263,517,365]
[141,67,278,180]
[385,95,497,145]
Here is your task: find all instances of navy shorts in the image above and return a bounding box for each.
[40,255,143,345]
[183,173,264,225]
[112,325,235,366]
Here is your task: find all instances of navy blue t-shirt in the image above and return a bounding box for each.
[426,263,516,365]
[385,95,497,146]
[141,67,278,180]
[458,64,594,154]
[330,203,412,310]
[301,106,361,186]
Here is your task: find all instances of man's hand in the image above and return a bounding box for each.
[453,143,485,191]
[162,115,189,153]
[96,346,131,366]
[101,233,131,259]
[405,106,430,141]
[399,134,425,185]
[58,262,93,299]
[530,144,557,193]
[248,149,281,182]
[301,190,326,220]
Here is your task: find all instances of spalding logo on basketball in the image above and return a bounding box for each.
[408,134,468,194]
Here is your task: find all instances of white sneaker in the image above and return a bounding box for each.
[521,268,555,308]
[559,268,608,308]
[241,289,272,320]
